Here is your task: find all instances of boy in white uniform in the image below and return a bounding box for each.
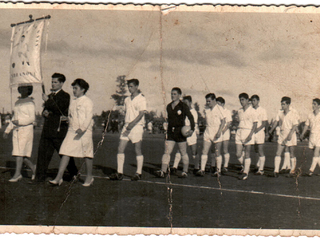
[110,79,147,181]
[196,93,226,177]
[172,96,200,174]
[269,97,299,178]
[251,95,268,175]
[215,97,232,174]
[236,93,258,180]
[300,98,320,176]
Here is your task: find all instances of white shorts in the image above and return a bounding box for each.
[187,131,197,146]
[120,124,144,144]
[204,127,223,143]
[254,130,265,145]
[278,130,297,147]
[222,129,230,142]
[309,133,320,149]
[235,129,254,145]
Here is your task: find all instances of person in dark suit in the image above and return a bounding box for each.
[33,73,78,182]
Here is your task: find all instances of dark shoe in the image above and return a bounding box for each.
[179,172,188,178]
[254,170,264,176]
[238,173,248,180]
[279,169,290,174]
[305,171,313,177]
[269,172,279,178]
[193,168,200,175]
[221,167,228,175]
[131,173,142,181]
[109,173,124,180]
[212,171,221,177]
[286,172,297,178]
[155,170,165,178]
[210,167,216,173]
[195,170,205,177]
[170,168,178,175]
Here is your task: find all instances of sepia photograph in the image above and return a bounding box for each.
[0,2,320,236]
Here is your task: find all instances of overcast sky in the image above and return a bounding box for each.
[0,6,320,121]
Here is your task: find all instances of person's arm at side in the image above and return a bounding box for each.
[127,97,147,131]
[255,120,267,134]
[185,105,195,136]
[77,99,94,134]
[244,122,257,144]
[214,118,226,141]
[300,124,309,141]
[283,125,298,145]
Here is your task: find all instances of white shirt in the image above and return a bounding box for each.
[205,104,225,129]
[185,108,198,127]
[306,112,320,134]
[254,106,268,130]
[224,108,232,123]
[238,105,258,130]
[124,93,147,125]
[69,95,94,132]
[5,97,35,133]
[276,109,299,131]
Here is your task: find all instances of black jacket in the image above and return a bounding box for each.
[42,89,70,138]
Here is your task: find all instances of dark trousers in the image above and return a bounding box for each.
[35,134,78,182]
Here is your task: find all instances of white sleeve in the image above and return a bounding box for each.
[262,109,268,121]
[80,99,94,132]
[138,96,147,112]
[305,115,311,126]
[4,121,14,134]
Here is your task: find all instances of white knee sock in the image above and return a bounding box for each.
[259,156,265,171]
[274,156,281,173]
[182,154,189,173]
[310,157,318,172]
[224,153,230,168]
[161,154,170,173]
[281,152,291,170]
[290,157,297,172]
[136,155,144,174]
[244,158,251,174]
[216,155,222,173]
[201,155,208,171]
[117,153,125,174]
[173,153,181,169]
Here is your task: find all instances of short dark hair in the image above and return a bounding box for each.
[205,93,216,100]
[239,93,249,99]
[72,78,89,94]
[281,96,291,105]
[18,85,33,96]
[313,98,320,105]
[183,95,192,103]
[127,79,139,86]
[216,97,225,104]
[52,73,66,83]
[172,87,182,95]
[250,94,260,101]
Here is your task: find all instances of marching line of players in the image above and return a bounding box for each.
[110,79,320,181]
[4,76,320,184]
